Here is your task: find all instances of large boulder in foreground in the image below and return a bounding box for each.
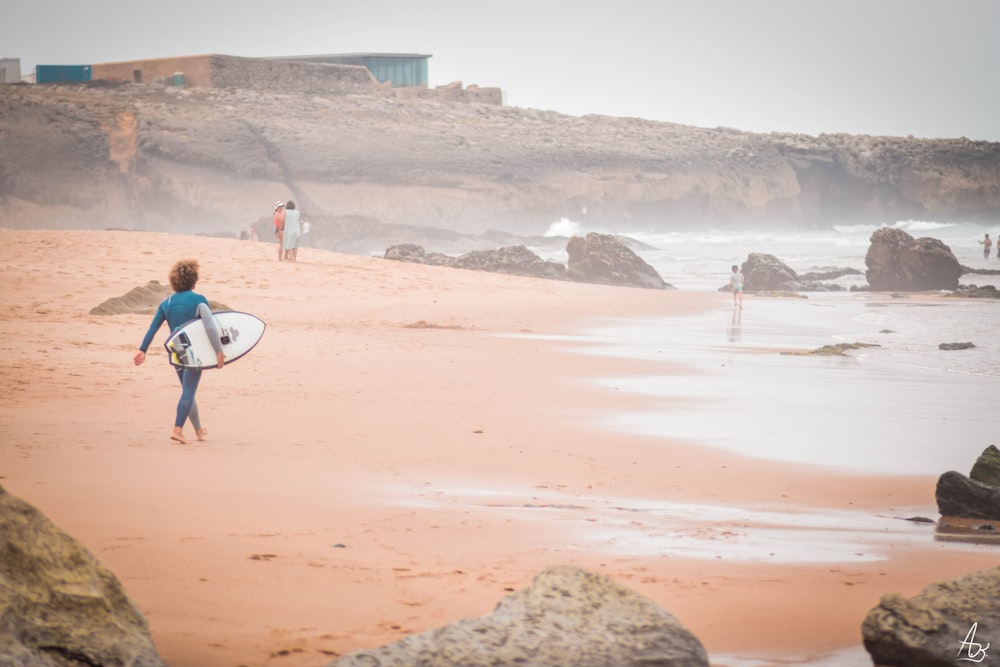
[566,232,670,289]
[329,564,708,667]
[0,484,166,667]
[865,227,962,290]
[862,565,1000,666]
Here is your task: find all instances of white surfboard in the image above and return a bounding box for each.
[164,310,266,369]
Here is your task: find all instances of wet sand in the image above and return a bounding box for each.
[0,229,996,667]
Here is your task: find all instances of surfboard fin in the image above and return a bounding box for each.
[168,333,193,366]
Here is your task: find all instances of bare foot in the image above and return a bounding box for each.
[170,428,188,444]
[196,428,208,441]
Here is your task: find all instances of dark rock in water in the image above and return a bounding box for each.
[566,232,670,289]
[452,245,567,280]
[935,470,1000,520]
[938,341,976,350]
[864,227,962,290]
[385,243,565,279]
[730,254,850,292]
[862,565,1000,666]
[970,445,1000,487]
[959,264,1000,276]
[781,341,881,356]
[949,284,1000,298]
[797,267,864,281]
[741,253,799,290]
[329,564,709,667]
[0,484,166,667]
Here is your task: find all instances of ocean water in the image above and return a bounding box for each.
[519,219,998,476]
[508,219,996,666]
[559,297,995,476]
[530,218,1000,291]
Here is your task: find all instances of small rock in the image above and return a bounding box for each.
[938,341,976,350]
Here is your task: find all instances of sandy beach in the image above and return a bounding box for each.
[1,229,996,667]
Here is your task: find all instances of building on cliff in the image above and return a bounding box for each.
[86,52,502,104]
[1,58,21,83]
[272,52,431,87]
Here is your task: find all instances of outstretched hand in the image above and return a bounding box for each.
[133,351,146,366]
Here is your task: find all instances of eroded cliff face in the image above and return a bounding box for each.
[1,82,998,246]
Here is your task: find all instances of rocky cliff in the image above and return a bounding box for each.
[2,81,999,253]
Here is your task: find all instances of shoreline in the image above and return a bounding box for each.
[1,230,996,667]
[558,293,998,475]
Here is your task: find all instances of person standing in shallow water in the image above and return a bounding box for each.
[729,264,744,309]
[979,233,992,259]
[134,259,225,444]
[282,200,301,262]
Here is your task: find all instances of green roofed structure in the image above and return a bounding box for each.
[277,53,431,88]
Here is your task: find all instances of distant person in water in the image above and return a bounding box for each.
[134,259,225,444]
[979,233,992,259]
[729,264,744,309]
[273,201,286,261]
[282,200,301,262]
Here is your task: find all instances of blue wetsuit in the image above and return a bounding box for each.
[140,291,213,430]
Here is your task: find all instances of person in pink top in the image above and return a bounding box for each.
[273,201,286,261]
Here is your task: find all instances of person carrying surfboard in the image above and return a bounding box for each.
[134,259,225,444]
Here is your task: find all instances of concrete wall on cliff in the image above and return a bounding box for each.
[92,54,379,94]
[90,54,502,103]
[92,55,216,86]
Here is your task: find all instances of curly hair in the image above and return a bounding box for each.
[168,259,200,292]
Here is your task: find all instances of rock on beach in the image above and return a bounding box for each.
[862,565,1000,666]
[0,484,166,667]
[329,564,709,667]
[865,227,963,291]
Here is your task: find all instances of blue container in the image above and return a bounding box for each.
[36,65,92,84]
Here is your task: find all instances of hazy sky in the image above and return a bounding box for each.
[5,0,999,141]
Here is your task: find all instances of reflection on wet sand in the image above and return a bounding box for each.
[727,308,742,342]
[391,484,986,565]
[936,516,1000,544]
